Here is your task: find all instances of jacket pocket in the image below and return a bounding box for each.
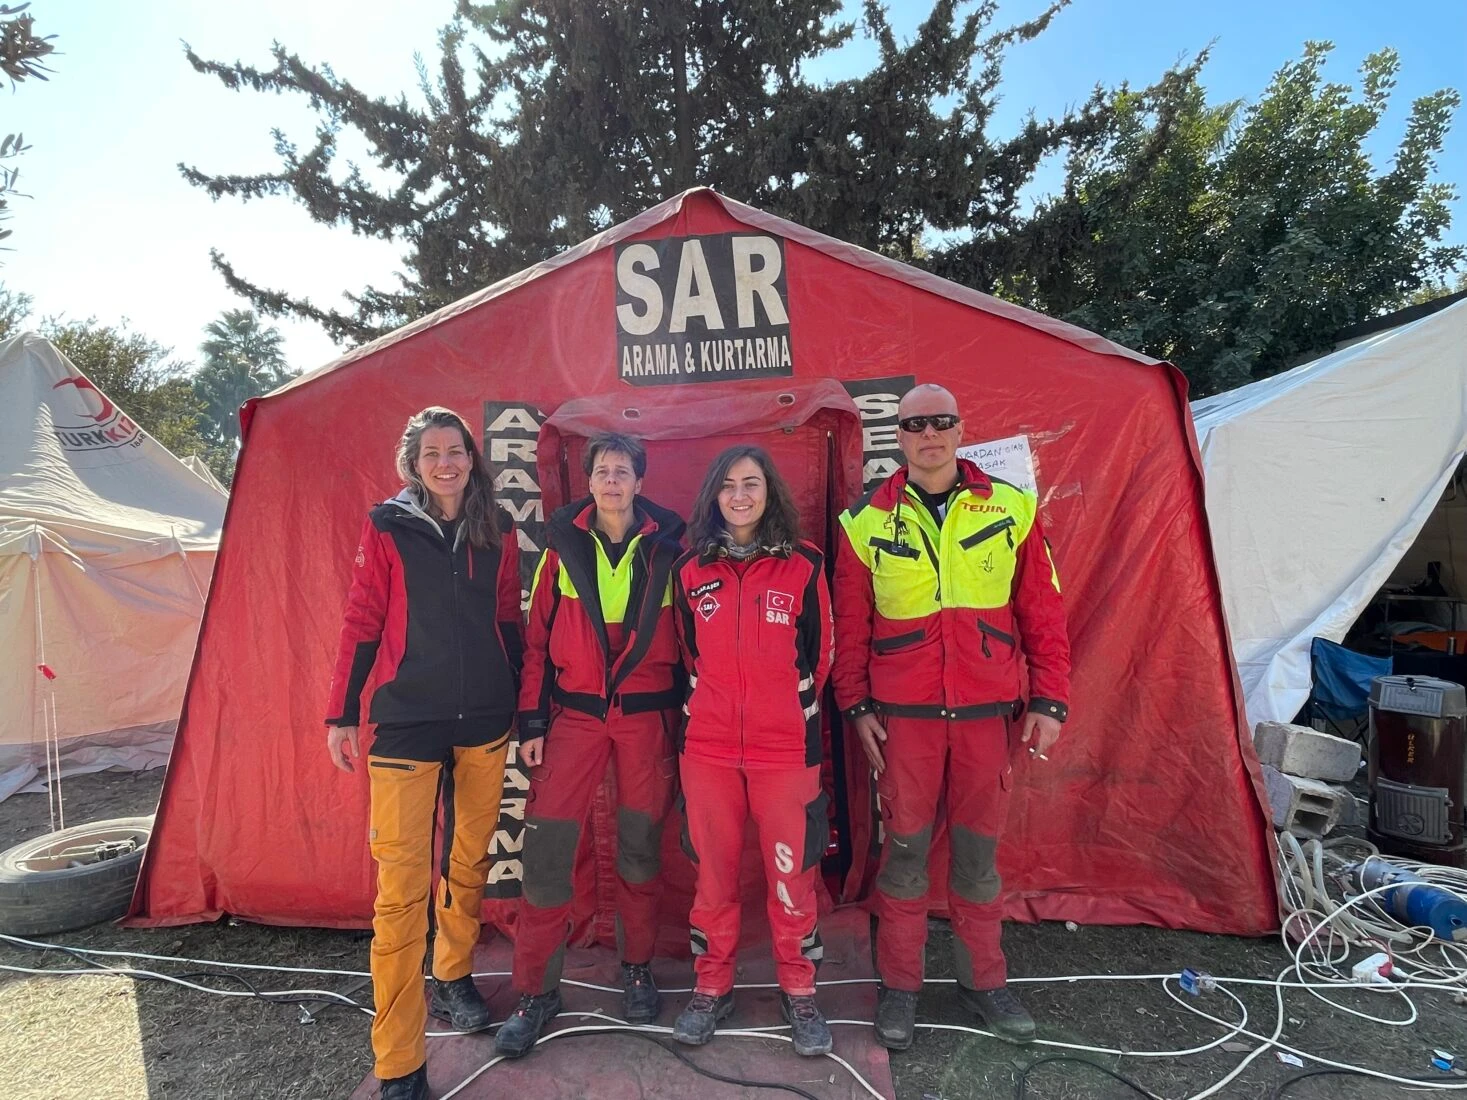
[802,791,830,871]
[872,628,926,655]
[368,759,418,772]
[977,617,1016,659]
[960,516,1016,550]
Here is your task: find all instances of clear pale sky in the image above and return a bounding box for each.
[5,0,1464,375]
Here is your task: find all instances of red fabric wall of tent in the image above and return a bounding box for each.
[128,188,1278,938]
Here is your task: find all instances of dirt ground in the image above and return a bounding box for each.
[2,769,1466,1100]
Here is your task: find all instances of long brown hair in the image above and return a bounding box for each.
[394,407,502,550]
[687,445,802,554]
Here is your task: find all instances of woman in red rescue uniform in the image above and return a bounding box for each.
[324,407,523,1100]
[495,432,686,1058]
[669,445,837,1057]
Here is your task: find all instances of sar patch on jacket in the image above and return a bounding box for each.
[765,589,794,625]
[697,593,721,621]
[354,545,365,569]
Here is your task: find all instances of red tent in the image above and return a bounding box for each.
[129,188,1278,937]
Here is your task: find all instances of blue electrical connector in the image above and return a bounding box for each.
[1179,968,1217,995]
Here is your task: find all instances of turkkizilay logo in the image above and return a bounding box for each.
[51,375,143,452]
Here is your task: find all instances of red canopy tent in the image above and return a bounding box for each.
[129,187,1278,938]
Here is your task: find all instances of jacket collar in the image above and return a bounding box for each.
[876,458,993,510]
[549,494,688,547]
[385,487,465,547]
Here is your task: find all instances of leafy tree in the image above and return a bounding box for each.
[193,308,294,445]
[0,280,31,337]
[965,43,1462,396]
[0,3,54,252]
[180,0,1132,343]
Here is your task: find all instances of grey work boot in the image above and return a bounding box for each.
[494,990,563,1058]
[958,983,1036,1043]
[428,975,492,1032]
[378,1064,427,1100]
[621,961,661,1024]
[672,991,734,1045]
[873,984,919,1050]
[779,992,833,1056]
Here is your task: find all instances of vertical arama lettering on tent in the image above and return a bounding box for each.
[481,400,546,899]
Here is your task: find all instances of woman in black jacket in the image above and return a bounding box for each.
[324,406,523,1100]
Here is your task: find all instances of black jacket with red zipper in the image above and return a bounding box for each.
[672,539,834,770]
[517,496,686,739]
[325,489,524,728]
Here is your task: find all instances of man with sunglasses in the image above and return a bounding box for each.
[833,383,1070,1049]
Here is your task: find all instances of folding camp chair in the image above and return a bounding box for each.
[1304,637,1392,744]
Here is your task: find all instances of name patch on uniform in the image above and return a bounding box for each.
[963,503,1007,514]
[689,579,723,599]
[766,589,794,625]
[697,594,721,621]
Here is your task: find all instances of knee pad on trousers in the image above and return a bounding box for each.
[950,825,1001,904]
[615,807,664,885]
[876,825,933,900]
[522,817,580,908]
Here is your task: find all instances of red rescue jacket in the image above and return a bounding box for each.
[831,460,1070,722]
[517,496,685,738]
[673,540,833,769]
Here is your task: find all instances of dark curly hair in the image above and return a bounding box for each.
[687,445,802,554]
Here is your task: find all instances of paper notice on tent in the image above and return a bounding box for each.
[957,434,1036,493]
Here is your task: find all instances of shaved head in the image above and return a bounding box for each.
[898,383,959,419]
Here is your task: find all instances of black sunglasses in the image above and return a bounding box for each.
[898,414,961,433]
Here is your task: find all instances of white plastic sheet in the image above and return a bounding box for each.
[1193,301,1467,727]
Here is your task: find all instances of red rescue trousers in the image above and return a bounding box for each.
[511,708,677,994]
[367,734,509,1080]
[872,714,1016,993]
[680,756,826,997]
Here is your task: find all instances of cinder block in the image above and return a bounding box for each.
[1253,721,1361,782]
[1261,765,1349,837]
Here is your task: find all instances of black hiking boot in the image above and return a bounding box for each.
[494,990,563,1058]
[621,961,661,1024]
[428,975,492,1033]
[779,992,834,1056]
[672,991,734,1045]
[873,984,920,1050]
[378,1064,427,1100]
[958,983,1036,1044]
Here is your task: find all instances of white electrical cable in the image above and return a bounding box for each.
[10,867,1467,1100]
[437,1020,887,1100]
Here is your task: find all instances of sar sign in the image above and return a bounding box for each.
[615,233,793,385]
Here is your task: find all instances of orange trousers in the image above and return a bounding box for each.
[367,734,509,1079]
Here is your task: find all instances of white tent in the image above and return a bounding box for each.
[0,332,226,800]
[1193,300,1467,728]
[182,454,228,494]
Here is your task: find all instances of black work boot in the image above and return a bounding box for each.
[873,984,920,1050]
[779,992,834,1056]
[494,990,563,1058]
[958,984,1036,1043]
[428,975,492,1033]
[621,961,661,1024]
[672,991,734,1045]
[378,1064,427,1100]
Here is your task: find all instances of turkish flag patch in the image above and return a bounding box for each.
[767,590,795,614]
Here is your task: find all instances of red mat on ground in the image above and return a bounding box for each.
[349,907,892,1100]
